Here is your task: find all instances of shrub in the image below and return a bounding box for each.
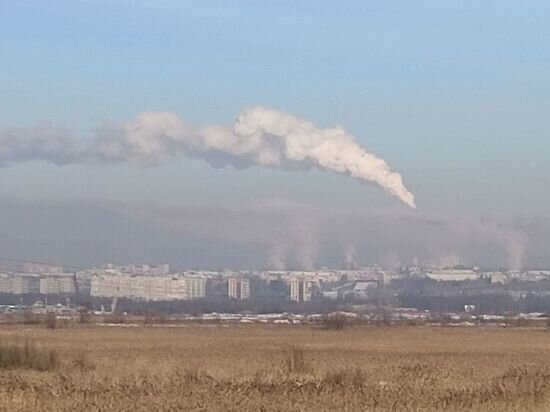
[321,313,351,330]
[282,346,310,374]
[323,368,368,388]
[103,314,125,324]
[45,313,57,330]
[72,352,95,372]
[0,339,59,371]
[22,311,41,325]
[78,309,92,324]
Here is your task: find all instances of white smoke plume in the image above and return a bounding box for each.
[379,250,402,269]
[344,243,357,269]
[427,252,461,269]
[125,201,530,270]
[267,243,288,271]
[0,198,540,270]
[292,224,320,271]
[0,107,415,207]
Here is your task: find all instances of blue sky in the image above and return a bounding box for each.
[1,0,550,216]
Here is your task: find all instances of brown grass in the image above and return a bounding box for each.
[1,325,550,411]
[0,339,58,371]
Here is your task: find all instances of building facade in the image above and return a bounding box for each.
[289,279,313,302]
[228,278,250,300]
[91,273,206,301]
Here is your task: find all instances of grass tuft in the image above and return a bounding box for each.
[0,339,59,371]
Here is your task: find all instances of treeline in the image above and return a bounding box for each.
[0,293,77,306]
[92,296,343,315]
[399,292,550,314]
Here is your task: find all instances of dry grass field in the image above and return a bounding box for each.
[1,324,550,411]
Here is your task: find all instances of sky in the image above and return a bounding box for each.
[1,0,549,269]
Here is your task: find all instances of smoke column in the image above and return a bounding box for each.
[267,243,288,271]
[344,243,356,269]
[0,107,415,207]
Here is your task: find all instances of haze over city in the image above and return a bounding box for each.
[4,3,550,411]
[1,0,550,270]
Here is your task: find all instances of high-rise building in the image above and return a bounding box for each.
[289,279,312,302]
[11,275,40,294]
[39,275,76,294]
[185,276,206,300]
[228,278,250,300]
[0,273,11,293]
[240,279,250,300]
[301,280,313,302]
[289,279,301,302]
[228,278,238,299]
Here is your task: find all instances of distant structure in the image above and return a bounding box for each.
[425,269,479,282]
[185,275,207,300]
[22,263,64,274]
[3,260,550,310]
[90,273,206,301]
[228,278,250,300]
[289,279,313,303]
[7,274,40,294]
[0,266,76,295]
[104,263,170,276]
[39,275,76,294]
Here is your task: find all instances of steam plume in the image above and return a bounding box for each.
[344,243,356,269]
[1,107,415,207]
[267,243,288,271]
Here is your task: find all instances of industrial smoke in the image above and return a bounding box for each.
[0,107,415,207]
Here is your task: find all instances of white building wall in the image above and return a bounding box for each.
[301,281,313,302]
[186,277,206,299]
[91,273,199,301]
[228,278,250,300]
[0,274,12,293]
[228,278,238,299]
[289,279,300,302]
[240,279,250,300]
[425,270,479,282]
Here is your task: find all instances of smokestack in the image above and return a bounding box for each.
[1,107,416,207]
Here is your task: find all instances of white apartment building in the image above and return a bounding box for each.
[240,279,250,300]
[10,275,41,294]
[39,275,76,294]
[425,269,480,282]
[0,273,75,295]
[104,263,170,276]
[289,279,313,302]
[91,273,206,301]
[228,278,250,300]
[0,273,11,293]
[185,276,207,300]
[22,263,64,274]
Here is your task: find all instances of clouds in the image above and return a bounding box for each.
[0,197,544,271]
[0,123,80,166]
[120,199,537,270]
[0,107,415,207]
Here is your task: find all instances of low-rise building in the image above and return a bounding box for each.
[22,263,64,274]
[90,273,206,301]
[425,269,479,282]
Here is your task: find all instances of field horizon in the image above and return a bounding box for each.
[0,324,550,411]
